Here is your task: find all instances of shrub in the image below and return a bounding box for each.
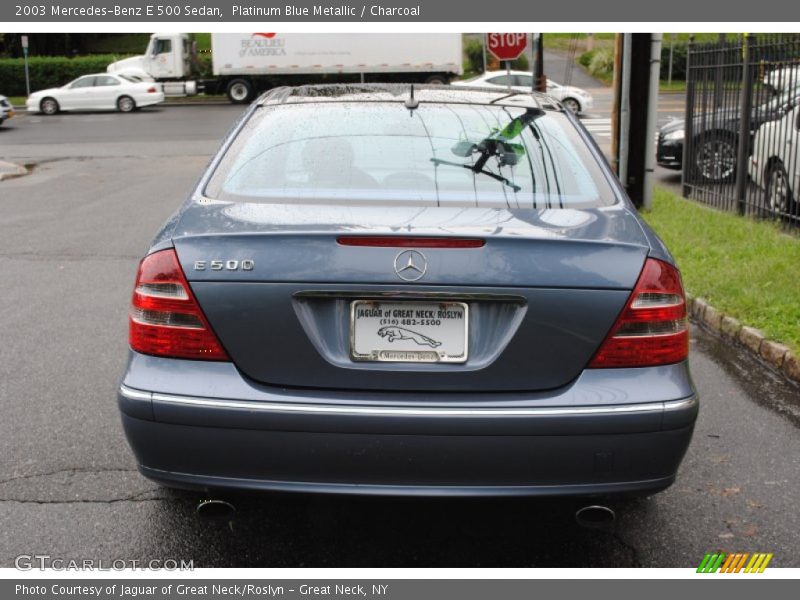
[661,43,688,81]
[578,43,689,82]
[0,55,128,96]
[587,49,614,78]
[578,50,595,68]
[464,38,485,74]
[511,53,529,72]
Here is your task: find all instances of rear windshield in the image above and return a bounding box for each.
[205,102,616,209]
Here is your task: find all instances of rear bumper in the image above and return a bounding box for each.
[657,138,684,170]
[118,354,698,497]
[123,409,693,497]
[136,94,165,107]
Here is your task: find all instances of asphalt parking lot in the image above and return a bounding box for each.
[1,105,799,568]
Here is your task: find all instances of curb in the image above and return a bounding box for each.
[160,100,231,107]
[687,294,800,385]
[12,100,231,111]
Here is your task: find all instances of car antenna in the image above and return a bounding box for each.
[404,84,419,114]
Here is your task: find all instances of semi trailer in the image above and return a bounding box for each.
[107,33,464,103]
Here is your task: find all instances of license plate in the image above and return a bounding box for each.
[350,300,468,363]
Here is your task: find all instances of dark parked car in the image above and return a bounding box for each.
[119,84,697,497]
[658,86,800,183]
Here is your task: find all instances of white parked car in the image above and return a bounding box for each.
[26,73,165,115]
[764,65,800,92]
[749,105,800,214]
[452,70,594,114]
[0,95,14,126]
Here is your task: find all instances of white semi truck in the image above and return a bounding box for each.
[107,33,464,103]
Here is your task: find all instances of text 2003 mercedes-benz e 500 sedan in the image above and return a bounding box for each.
[118,85,697,496]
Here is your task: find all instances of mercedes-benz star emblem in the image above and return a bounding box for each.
[394,250,428,282]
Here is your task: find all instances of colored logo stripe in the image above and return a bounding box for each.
[697,553,726,573]
[697,552,773,573]
[745,553,773,573]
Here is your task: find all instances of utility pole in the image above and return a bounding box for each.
[530,33,536,91]
[618,34,633,186]
[643,34,663,210]
[614,34,661,209]
[611,33,623,175]
[534,33,545,92]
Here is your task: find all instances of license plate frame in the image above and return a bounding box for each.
[350,300,469,363]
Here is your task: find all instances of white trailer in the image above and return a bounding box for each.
[108,33,463,104]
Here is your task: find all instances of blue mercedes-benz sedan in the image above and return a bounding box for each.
[118,84,697,497]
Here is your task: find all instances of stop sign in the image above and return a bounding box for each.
[486,33,529,61]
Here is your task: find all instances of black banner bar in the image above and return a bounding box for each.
[3,579,797,600]
[2,0,800,22]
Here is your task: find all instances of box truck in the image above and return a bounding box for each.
[107,33,464,103]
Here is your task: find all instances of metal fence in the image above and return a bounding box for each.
[681,34,800,229]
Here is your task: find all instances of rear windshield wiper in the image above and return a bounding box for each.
[430,157,521,192]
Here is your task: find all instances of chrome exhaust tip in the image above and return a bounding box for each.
[575,504,616,529]
[196,498,236,519]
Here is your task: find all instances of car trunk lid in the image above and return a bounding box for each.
[172,202,650,392]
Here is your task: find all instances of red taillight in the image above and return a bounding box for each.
[129,249,229,361]
[147,86,158,93]
[588,258,688,368]
[337,236,485,248]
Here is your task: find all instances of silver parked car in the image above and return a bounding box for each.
[0,95,14,126]
[118,85,697,497]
